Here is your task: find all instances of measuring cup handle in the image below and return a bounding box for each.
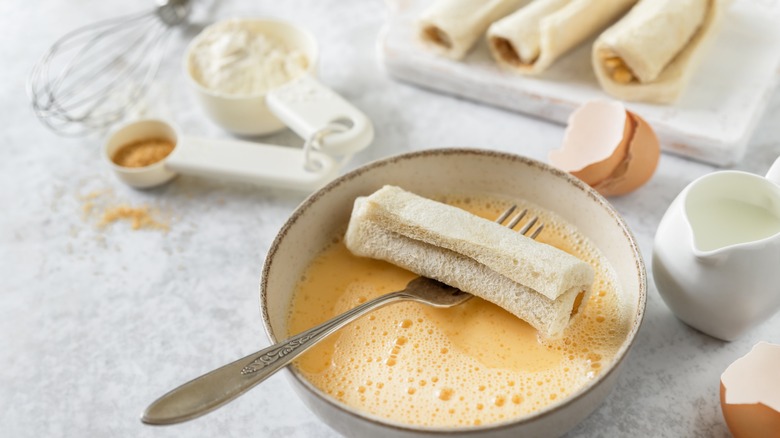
[165,136,339,192]
[266,75,374,156]
[767,156,780,185]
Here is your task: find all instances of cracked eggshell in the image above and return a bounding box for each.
[720,342,780,438]
[548,100,660,197]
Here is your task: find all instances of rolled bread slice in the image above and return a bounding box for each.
[487,0,637,75]
[592,0,728,103]
[344,186,595,338]
[418,0,529,60]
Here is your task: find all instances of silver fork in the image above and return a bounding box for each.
[142,205,544,425]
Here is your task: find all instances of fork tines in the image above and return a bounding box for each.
[496,205,544,240]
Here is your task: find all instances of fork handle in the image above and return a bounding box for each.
[141,291,410,425]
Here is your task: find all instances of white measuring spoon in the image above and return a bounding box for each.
[104,75,373,191]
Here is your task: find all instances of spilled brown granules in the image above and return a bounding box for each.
[99,205,168,230]
[78,189,169,231]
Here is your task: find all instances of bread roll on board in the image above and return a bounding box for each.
[592,0,729,103]
[345,186,595,338]
[418,0,529,60]
[487,0,637,75]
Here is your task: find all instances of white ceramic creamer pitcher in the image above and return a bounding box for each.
[653,158,780,341]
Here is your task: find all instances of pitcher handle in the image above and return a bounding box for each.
[767,156,780,185]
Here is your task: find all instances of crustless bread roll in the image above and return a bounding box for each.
[487,0,637,75]
[593,0,728,103]
[345,186,595,338]
[418,0,529,60]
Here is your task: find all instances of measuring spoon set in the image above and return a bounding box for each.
[105,19,373,192]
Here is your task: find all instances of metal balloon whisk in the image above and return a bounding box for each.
[27,0,191,136]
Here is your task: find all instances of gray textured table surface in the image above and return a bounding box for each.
[2,1,779,437]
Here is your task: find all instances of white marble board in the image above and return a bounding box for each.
[380,0,780,166]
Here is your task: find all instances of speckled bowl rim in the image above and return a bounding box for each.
[259,148,647,434]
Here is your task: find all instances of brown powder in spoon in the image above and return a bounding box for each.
[112,138,174,168]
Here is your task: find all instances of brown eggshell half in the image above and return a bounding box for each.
[721,383,780,438]
[720,342,780,438]
[570,114,632,187]
[594,111,660,197]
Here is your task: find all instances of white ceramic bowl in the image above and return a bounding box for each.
[260,149,646,437]
[184,18,318,136]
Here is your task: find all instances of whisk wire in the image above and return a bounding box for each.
[27,2,189,136]
[49,11,156,90]
[52,20,166,116]
[30,10,154,108]
[50,15,159,103]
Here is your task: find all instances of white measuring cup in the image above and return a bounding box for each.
[104,74,373,191]
[184,18,340,137]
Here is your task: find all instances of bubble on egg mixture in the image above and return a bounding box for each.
[286,195,630,427]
